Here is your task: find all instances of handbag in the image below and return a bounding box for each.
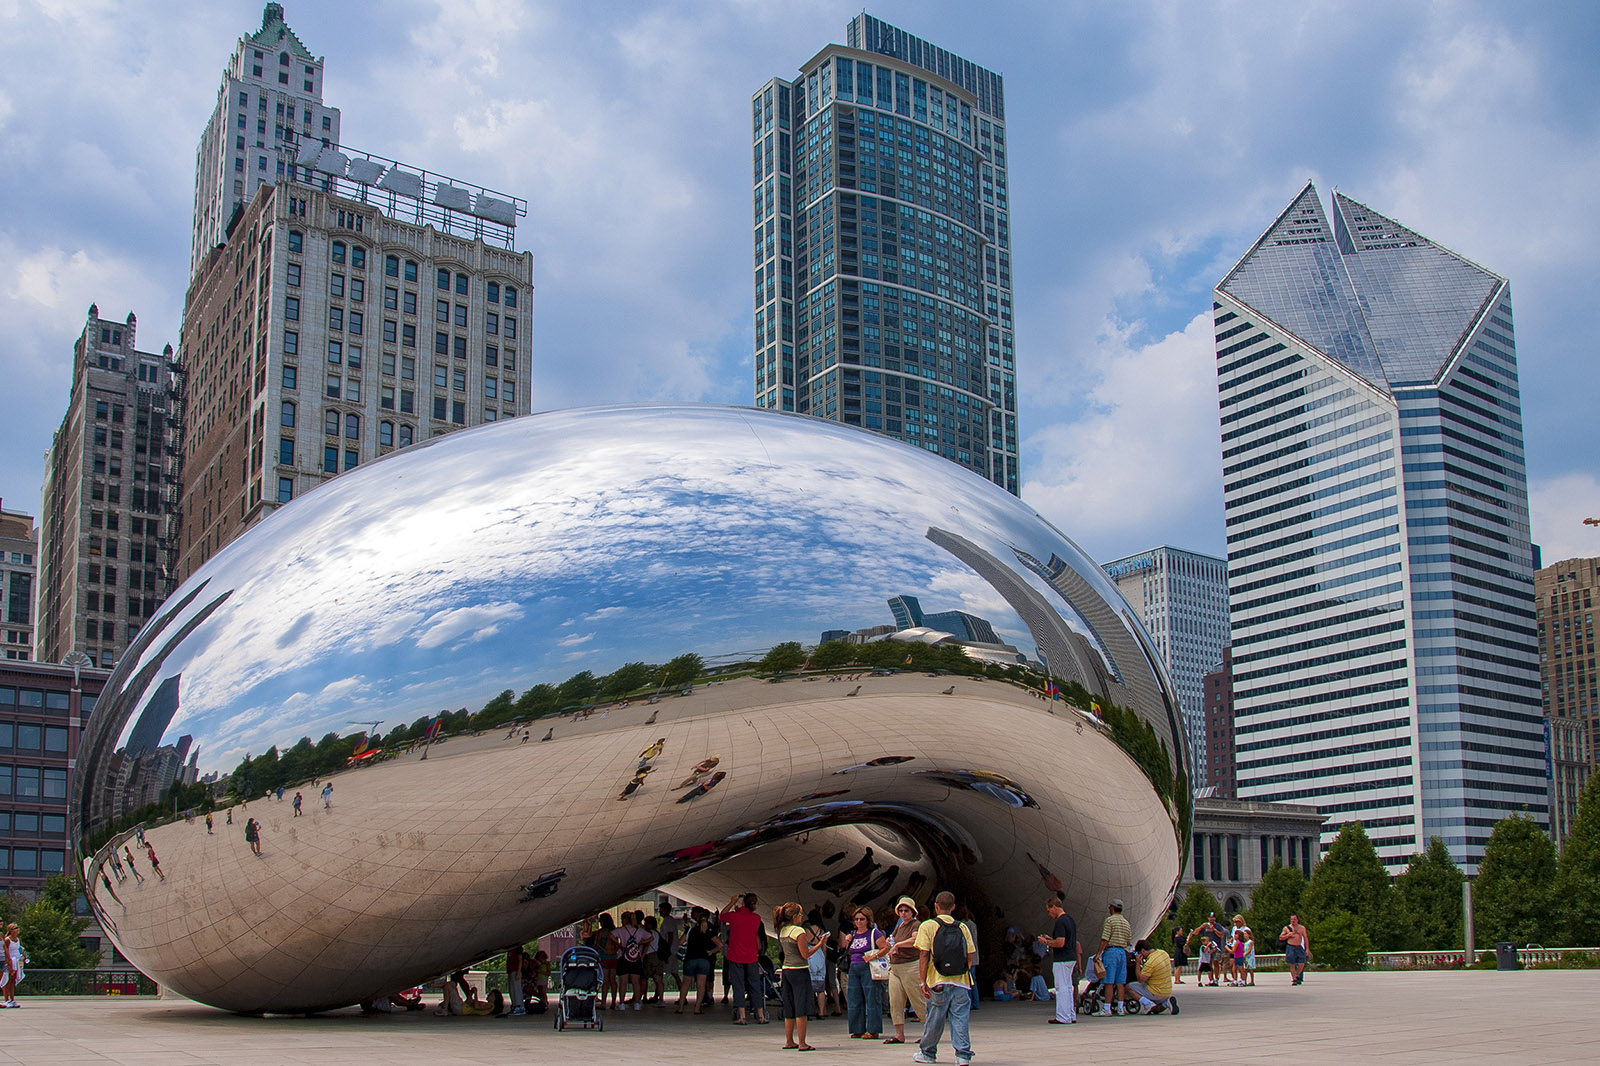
[869,928,891,980]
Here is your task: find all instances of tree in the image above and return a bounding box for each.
[1310,909,1370,970]
[557,670,599,707]
[1473,814,1557,946]
[601,662,654,699]
[1175,883,1221,938]
[809,640,856,671]
[1394,837,1465,950]
[514,684,560,719]
[1299,821,1412,949]
[759,641,806,674]
[1246,859,1306,951]
[18,876,95,969]
[656,653,704,689]
[1557,768,1600,945]
[474,689,517,728]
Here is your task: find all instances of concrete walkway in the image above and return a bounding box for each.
[8,970,1598,1065]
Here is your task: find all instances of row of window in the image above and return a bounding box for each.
[0,811,65,835]
[0,689,70,712]
[0,766,69,800]
[0,847,67,875]
[284,234,522,308]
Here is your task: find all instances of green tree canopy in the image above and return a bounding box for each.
[1174,883,1221,938]
[808,640,856,671]
[601,662,655,699]
[514,684,560,719]
[1300,821,1412,950]
[557,670,599,706]
[1394,837,1465,950]
[1473,814,1557,946]
[759,641,806,673]
[1310,909,1370,970]
[1556,768,1600,945]
[17,876,95,969]
[656,653,704,689]
[475,689,517,728]
[1246,859,1306,951]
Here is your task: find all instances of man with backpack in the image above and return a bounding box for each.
[913,891,977,1066]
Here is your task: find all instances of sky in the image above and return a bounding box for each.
[2,0,1598,566]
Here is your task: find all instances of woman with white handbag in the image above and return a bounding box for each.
[847,906,892,1039]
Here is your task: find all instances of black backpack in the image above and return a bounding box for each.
[931,917,968,977]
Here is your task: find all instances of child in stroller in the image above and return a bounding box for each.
[555,945,604,1030]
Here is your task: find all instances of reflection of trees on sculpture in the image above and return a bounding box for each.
[656,653,704,690]
[759,641,807,673]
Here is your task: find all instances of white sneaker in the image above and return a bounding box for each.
[1094,1006,1112,1016]
[912,1053,937,1064]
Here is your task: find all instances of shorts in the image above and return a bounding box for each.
[1285,945,1306,965]
[644,955,664,980]
[778,969,812,1019]
[683,958,712,978]
[1100,946,1128,985]
[617,958,643,976]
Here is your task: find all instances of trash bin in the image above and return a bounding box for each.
[1495,942,1518,970]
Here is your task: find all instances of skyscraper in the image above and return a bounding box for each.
[177,7,532,581]
[0,505,37,661]
[190,4,341,278]
[1535,556,1598,847]
[752,14,1019,494]
[1214,183,1542,870]
[1102,546,1229,781]
[34,309,181,670]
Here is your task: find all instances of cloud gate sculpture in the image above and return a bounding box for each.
[73,404,1188,1013]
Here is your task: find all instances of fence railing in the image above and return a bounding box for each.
[19,969,157,996]
[1222,947,1600,971]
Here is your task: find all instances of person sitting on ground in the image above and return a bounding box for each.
[528,950,551,1009]
[1027,963,1052,1002]
[991,966,1021,1001]
[1126,939,1178,1015]
[439,970,504,1016]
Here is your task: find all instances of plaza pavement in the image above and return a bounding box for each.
[6,969,1599,1066]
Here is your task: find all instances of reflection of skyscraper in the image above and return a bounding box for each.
[1102,547,1229,781]
[886,594,999,645]
[124,675,181,759]
[752,14,1019,494]
[1215,183,1542,870]
[888,595,924,629]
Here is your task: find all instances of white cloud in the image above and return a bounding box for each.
[1022,311,1222,562]
[557,632,594,647]
[414,601,525,649]
[1530,473,1600,568]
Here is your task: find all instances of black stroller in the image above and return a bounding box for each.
[554,945,603,1031]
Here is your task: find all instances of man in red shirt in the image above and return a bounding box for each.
[721,892,768,1024]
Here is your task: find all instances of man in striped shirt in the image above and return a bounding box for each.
[1095,899,1132,1016]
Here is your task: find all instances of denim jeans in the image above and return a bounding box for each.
[847,963,881,1034]
[918,982,972,1062]
[728,961,764,1014]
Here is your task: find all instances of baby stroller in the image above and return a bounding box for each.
[554,945,603,1031]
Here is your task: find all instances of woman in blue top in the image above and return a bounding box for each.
[845,906,890,1038]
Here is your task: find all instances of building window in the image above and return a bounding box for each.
[379,421,394,447]
[402,323,416,347]
[399,424,414,446]
[436,268,449,290]
[485,345,498,368]
[329,307,343,331]
[487,281,500,303]
[281,401,296,428]
[452,400,466,424]
[435,331,448,355]
[433,396,447,420]
[277,477,293,504]
[404,260,418,282]
[287,262,300,286]
[486,311,498,335]
[331,241,346,264]
[351,247,365,270]
[324,410,340,436]
[383,319,397,343]
[345,413,360,439]
[385,255,399,277]
[504,286,517,308]
[485,377,498,400]
[380,385,395,410]
[455,273,468,295]
[279,437,294,465]
[384,286,398,310]
[288,230,303,253]
[284,296,299,320]
[326,375,340,398]
[323,445,337,473]
[435,299,449,323]
[283,330,298,355]
[452,336,466,359]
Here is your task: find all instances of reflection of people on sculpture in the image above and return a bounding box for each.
[245,818,262,856]
[541,727,553,742]
[676,770,726,802]
[144,842,166,881]
[99,870,124,907]
[123,846,145,884]
[638,737,666,767]
[673,755,721,789]
[618,765,655,800]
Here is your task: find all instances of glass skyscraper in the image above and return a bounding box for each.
[752,14,1019,494]
[1214,182,1542,871]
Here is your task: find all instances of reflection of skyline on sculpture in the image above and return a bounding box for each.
[102,406,1129,779]
[74,403,1186,1014]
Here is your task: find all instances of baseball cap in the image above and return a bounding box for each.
[1110,898,1124,909]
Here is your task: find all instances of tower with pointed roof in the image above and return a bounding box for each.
[189,3,342,278]
[1213,183,1540,872]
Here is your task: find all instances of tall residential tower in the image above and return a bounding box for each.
[35,309,181,670]
[1213,183,1542,870]
[190,4,341,278]
[753,14,1018,494]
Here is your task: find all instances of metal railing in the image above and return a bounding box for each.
[18,969,157,996]
[1235,947,1600,970]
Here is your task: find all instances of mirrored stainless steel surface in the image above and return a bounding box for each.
[73,404,1188,1013]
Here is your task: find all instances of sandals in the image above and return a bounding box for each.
[797,1045,817,1052]
[883,1037,905,1044]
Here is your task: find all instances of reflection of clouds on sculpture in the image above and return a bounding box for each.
[74,404,1187,1015]
[100,406,1127,783]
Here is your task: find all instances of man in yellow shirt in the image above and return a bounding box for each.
[913,891,977,1066]
[1127,939,1179,1015]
